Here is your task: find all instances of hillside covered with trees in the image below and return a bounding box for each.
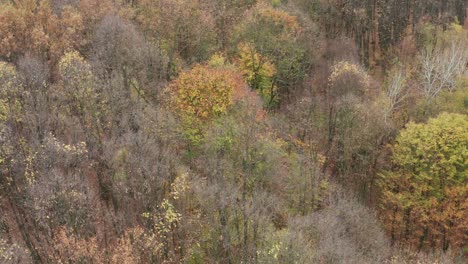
[0,0,467,263]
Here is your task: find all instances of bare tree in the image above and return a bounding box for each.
[384,68,408,122]
[420,39,468,99]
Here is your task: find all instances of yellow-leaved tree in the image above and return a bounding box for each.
[0,61,22,123]
[237,42,277,107]
[379,112,467,250]
[168,57,250,145]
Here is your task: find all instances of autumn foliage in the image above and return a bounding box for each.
[379,113,468,250]
[0,0,467,263]
[169,61,250,144]
[0,0,84,64]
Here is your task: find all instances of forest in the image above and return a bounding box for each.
[0,0,467,263]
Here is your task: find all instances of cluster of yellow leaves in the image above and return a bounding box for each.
[169,63,248,144]
[139,199,181,261]
[24,150,37,185]
[0,62,22,122]
[170,169,190,200]
[46,133,87,156]
[262,241,283,260]
[170,65,233,121]
[139,173,189,258]
[58,51,92,89]
[58,50,95,86]
[0,62,17,83]
[0,239,30,263]
[329,61,370,88]
[58,51,96,114]
[379,113,468,249]
[237,42,277,105]
[157,199,182,232]
[58,50,85,71]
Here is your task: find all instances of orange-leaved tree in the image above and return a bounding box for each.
[0,0,84,64]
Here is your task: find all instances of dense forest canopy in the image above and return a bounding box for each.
[0,0,467,263]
